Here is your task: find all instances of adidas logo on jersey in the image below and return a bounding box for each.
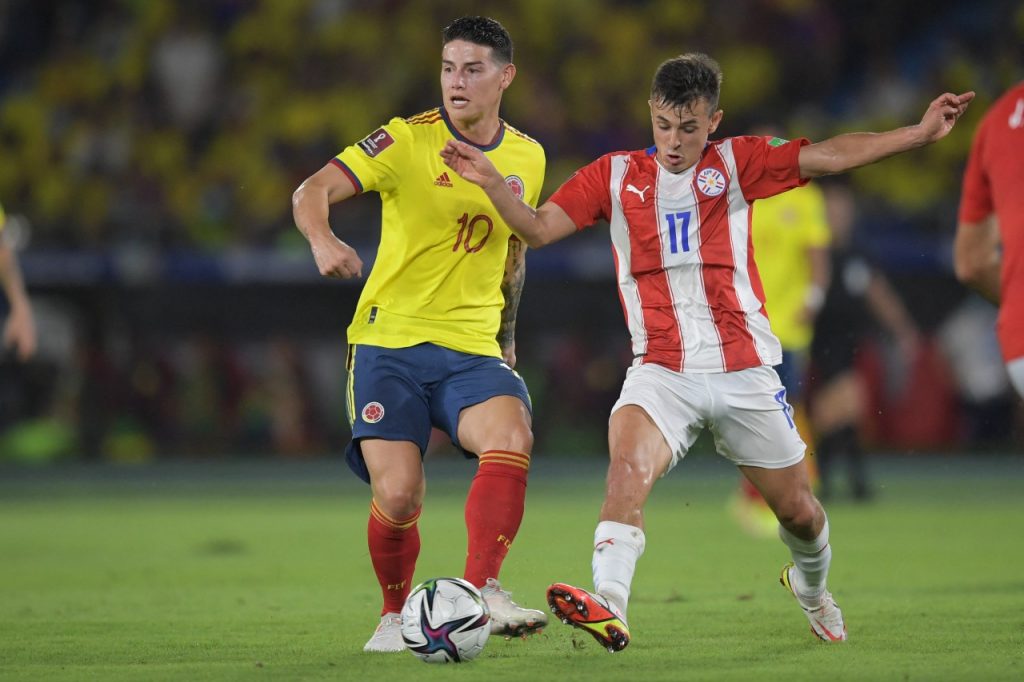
[434,172,454,187]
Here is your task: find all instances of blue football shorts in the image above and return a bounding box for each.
[344,343,532,483]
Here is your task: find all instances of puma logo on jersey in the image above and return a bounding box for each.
[1010,98,1024,129]
[625,184,650,202]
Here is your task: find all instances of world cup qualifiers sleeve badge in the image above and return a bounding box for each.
[358,129,396,157]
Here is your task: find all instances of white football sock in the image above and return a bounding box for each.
[779,519,832,607]
[592,520,645,620]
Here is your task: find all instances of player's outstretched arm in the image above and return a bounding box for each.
[441,140,576,248]
[799,91,975,178]
[292,164,365,279]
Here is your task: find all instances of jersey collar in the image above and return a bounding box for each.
[440,105,505,151]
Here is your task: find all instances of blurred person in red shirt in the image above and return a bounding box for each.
[955,82,1024,398]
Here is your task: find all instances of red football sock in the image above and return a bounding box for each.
[367,500,421,615]
[463,450,530,587]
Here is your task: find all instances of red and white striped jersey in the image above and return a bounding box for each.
[549,136,810,373]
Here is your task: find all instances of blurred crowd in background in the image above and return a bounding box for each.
[0,0,1021,463]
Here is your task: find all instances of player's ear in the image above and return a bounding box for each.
[500,62,516,91]
[708,109,724,134]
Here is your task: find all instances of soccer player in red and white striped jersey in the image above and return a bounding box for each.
[443,53,972,650]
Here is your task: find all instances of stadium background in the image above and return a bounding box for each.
[2,3,1024,680]
[0,0,1022,464]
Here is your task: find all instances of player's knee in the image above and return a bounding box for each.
[608,448,660,484]
[372,485,423,519]
[775,495,820,534]
[488,422,534,456]
[509,424,534,455]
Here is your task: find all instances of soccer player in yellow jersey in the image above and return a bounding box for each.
[754,185,831,376]
[0,202,36,362]
[291,17,547,652]
[733,178,831,537]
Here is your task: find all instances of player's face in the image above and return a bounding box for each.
[441,40,515,126]
[649,97,723,173]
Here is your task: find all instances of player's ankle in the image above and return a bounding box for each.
[598,587,628,620]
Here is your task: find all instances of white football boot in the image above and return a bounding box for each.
[362,612,404,652]
[780,563,848,642]
[480,578,548,638]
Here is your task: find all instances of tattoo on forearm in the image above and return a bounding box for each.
[498,237,526,351]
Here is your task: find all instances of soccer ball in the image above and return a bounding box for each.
[400,577,490,663]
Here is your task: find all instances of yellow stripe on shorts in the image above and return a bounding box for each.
[346,345,357,426]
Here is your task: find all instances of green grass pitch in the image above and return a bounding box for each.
[1,456,1022,681]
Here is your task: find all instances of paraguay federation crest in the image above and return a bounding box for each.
[504,175,525,200]
[696,168,726,197]
[361,402,385,423]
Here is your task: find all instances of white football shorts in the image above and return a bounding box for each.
[610,363,806,474]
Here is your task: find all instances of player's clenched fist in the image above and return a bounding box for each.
[310,235,363,279]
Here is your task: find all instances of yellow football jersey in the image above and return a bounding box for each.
[752,184,831,350]
[0,201,5,232]
[334,107,545,357]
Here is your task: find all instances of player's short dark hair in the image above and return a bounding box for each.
[651,53,723,114]
[442,16,513,64]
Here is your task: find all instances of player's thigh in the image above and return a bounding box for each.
[609,363,707,476]
[710,366,805,469]
[344,344,436,483]
[431,350,532,456]
[456,395,533,455]
[608,405,674,481]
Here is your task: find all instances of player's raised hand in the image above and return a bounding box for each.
[310,234,363,279]
[918,91,975,142]
[441,140,502,189]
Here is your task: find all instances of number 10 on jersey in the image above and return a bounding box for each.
[452,213,494,253]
